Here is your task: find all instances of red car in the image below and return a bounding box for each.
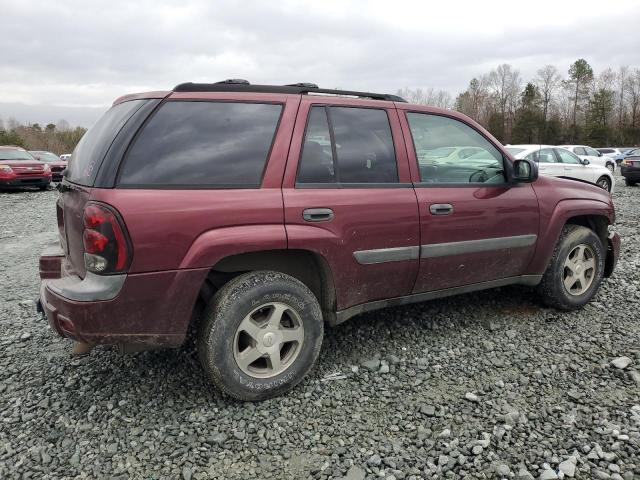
[39,80,620,400]
[0,146,52,190]
[29,150,67,182]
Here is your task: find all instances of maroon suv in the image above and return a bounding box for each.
[0,146,52,190]
[39,80,620,400]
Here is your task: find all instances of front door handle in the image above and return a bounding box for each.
[429,203,454,215]
[303,208,334,222]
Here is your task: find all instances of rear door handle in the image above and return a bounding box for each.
[429,203,453,215]
[303,208,334,222]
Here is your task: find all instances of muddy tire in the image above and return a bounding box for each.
[537,225,605,311]
[197,270,323,401]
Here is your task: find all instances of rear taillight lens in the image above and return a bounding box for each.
[82,202,132,274]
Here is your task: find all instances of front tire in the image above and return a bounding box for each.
[596,176,611,192]
[197,270,324,401]
[537,225,605,310]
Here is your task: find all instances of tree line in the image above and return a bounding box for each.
[398,59,640,147]
[0,119,87,156]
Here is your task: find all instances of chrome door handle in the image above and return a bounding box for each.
[303,208,334,222]
[429,203,453,215]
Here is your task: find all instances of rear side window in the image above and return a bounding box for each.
[296,106,398,184]
[119,101,282,187]
[67,100,145,186]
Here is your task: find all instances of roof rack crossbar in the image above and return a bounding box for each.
[172,82,406,102]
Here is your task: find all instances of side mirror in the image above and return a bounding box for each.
[581,158,590,165]
[512,159,538,183]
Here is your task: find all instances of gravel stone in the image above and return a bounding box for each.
[558,458,576,477]
[361,358,381,371]
[610,356,632,369]
[344,465,366,480]
[2,181,640,478]
[464,392,479,402]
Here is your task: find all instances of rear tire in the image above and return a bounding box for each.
[536,225,605,311]
[625,178,637,187]
[606,162,615,173]
[38,184,49,191]
[596,176,611,192]
[197,270,324,401]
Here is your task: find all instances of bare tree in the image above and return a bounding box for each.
[488,64,521,140]
[535,65,562,123]
[617,66,628,129]
[396,87,453,109]
[628,68,640,130]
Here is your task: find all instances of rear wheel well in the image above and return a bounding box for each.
[193,250,336,326]
[565,214,614,277]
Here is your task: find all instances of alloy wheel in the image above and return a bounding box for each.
[563,244,596,295]
[233,302,304,378]
[597,177,611,191]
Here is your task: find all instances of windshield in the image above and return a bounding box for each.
[505,147,525,155]
[30,151,62,163]
[0,149,36,161]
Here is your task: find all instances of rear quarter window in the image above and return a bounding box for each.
[118,101,283,188]
[67,100,146,186]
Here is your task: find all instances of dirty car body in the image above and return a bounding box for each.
[38,81,621,398]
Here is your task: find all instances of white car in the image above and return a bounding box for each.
[560,145,615,173]
[596,147,624,159]
[505,145,615,193]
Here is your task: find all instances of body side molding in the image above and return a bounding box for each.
[421,234,537,258]
[353,246,420,265]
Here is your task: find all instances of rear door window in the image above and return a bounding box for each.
[119,101,283,187]
[67,100,145,186]
[296,106,398,185]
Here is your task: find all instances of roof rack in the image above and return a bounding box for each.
[173,80,407,102]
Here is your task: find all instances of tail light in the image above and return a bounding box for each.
[82,202,132,274]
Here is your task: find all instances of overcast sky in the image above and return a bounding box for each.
[1,0,639,126]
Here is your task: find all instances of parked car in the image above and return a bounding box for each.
[616,147,640,165]
[0,146,52,190]
[29,150,67,182]
[621,150,640,186]
[561,145,616,173]
[506,145,615,192]
[38,81,620,400]
[59,154,72,161]
[596,147,624,160]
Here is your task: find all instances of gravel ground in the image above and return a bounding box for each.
[1,178,639,480]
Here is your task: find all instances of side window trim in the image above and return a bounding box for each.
[324,106,341,183]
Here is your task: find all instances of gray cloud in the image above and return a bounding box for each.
[1,0,639,126]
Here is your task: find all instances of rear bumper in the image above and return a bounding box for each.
[38,246,208,348]
[621,166,640,180]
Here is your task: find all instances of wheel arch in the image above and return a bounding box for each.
[192,249,338,327]
[527,199,615,276]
